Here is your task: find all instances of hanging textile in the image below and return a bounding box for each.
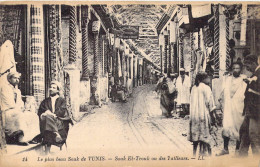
[0,6,22,52]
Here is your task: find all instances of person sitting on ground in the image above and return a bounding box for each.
[38,81,73,154]
[160,76,178,118]
[116,77,127,103]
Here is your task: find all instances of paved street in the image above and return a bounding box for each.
[66,85,192,155]
[2,84,254,167]
[5,84,239,158]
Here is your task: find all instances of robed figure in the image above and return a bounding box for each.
[188,72,216,157]
[38,81,72,153]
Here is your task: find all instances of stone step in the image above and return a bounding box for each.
[6,143,42,155]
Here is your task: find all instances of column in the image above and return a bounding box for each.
[168,32,171,74]
[212,5,229,104]
[47,5,62,82]
[91,20,101,105]
[64,5,80,119]
[219,5,228,77]
[104,38,108,75]
[48,5,58,81]
[190,32,195,85]
[213,5,220,78]
[225,18,231,70]
[92,20,101,77]
[164,35,168,73]
[30,4,45,105]
[240,4,247,46]
[69,6,77,63]
[99,35,104,76]
[160,45,163,74]
[179,33,184,69]
[122,51,126,85]
[81,5,89,80]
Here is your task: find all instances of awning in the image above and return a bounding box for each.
[191,4,212,18]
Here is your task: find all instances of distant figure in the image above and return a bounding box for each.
[160,77,178,118]
[188,72,216,157]
[217,62,247,156]
[155,74,165,98]
[176,68,191,117]
[117,77,127,103]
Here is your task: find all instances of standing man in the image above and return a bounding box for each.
[38,81,72,154]
[217,62,247,156]
[239,55,260,157]
[176,68,191,117]
[188,72,216,157]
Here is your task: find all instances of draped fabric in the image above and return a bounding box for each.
[176,75,191,105]
[0,40,16,83]
[0,6,22,52]
[30,5,45,105]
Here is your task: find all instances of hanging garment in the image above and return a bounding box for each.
[176,75,191,105]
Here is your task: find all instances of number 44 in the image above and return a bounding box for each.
[22,157,28,161]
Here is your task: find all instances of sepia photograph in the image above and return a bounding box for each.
[0,1,259,167]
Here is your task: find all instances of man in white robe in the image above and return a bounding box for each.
[0,72,40,146]
[217,62,247,156]
[188,72,216,157]
[0,72,27,145]
[176,68,191,117]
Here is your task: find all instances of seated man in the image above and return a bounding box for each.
[160,77,178,118]
[116,84,127,102]
[117,78,127,102]
[0,72,29,146]
[38,81,72,154]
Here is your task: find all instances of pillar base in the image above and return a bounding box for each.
[64,64,80,120]
[89,75,101,106]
